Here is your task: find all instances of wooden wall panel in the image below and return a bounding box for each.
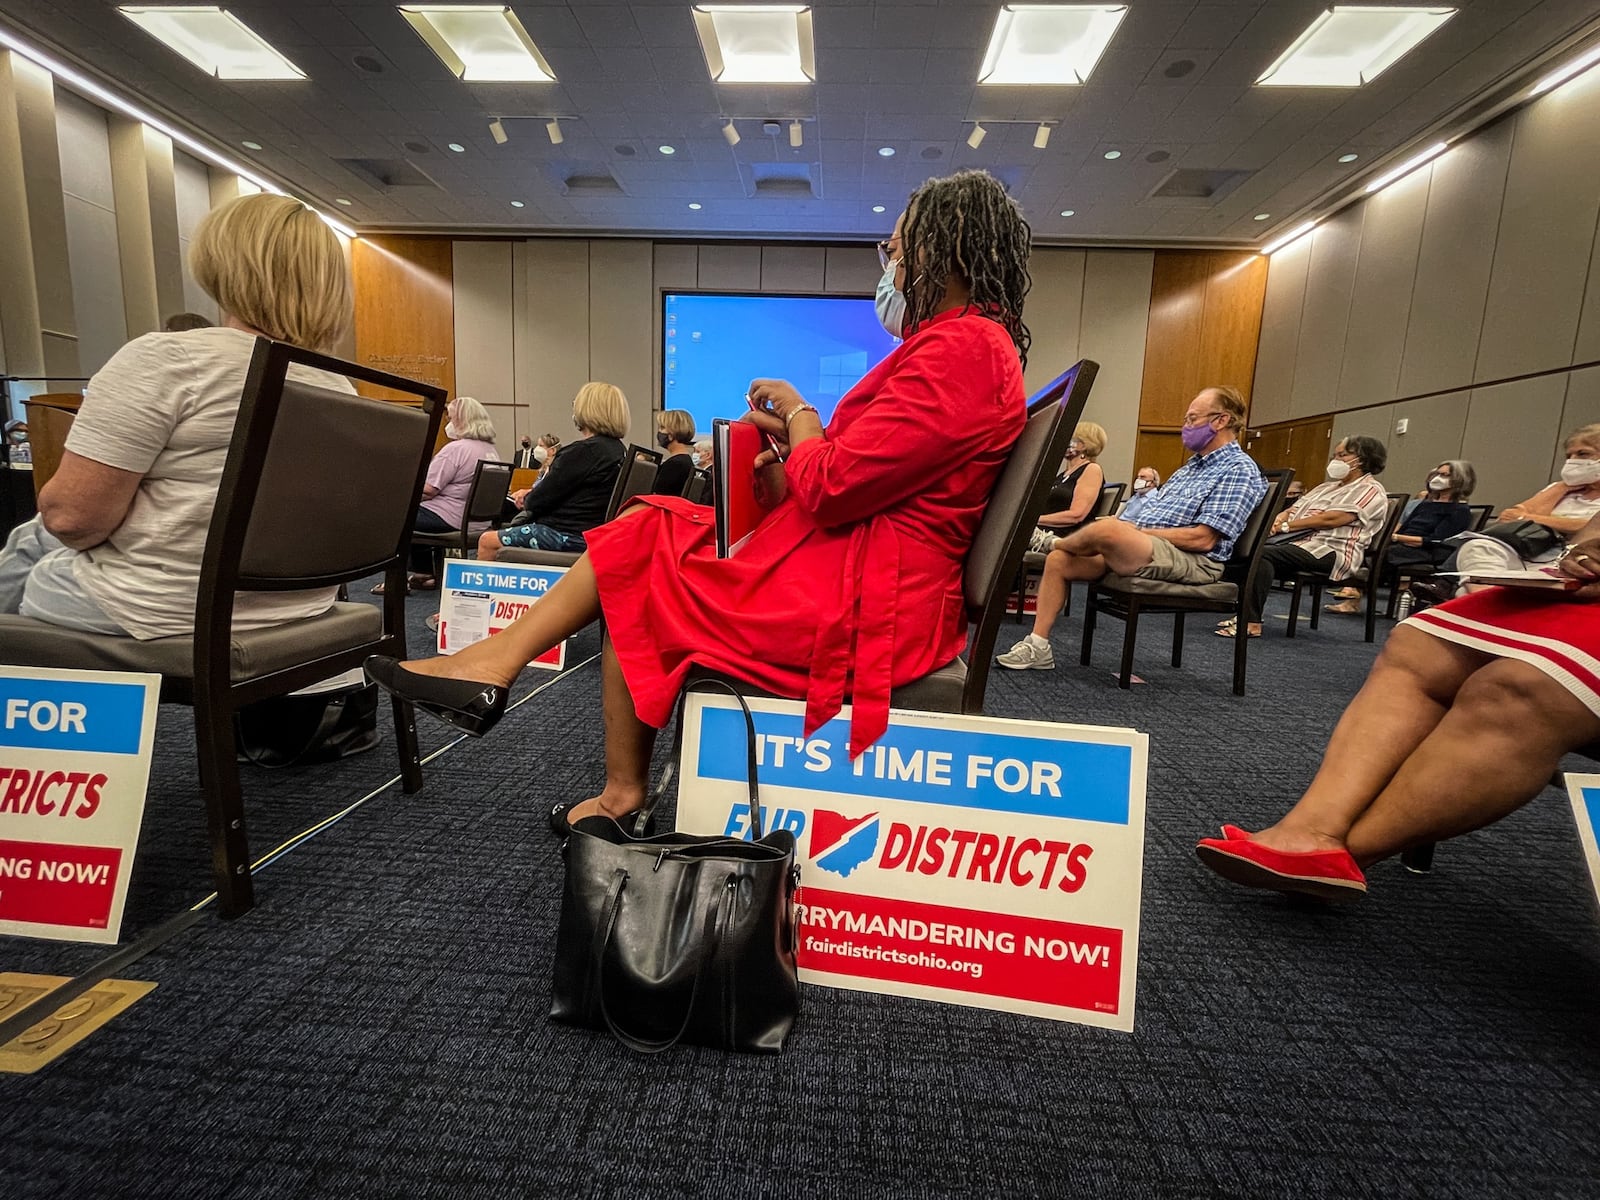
[1021,247,1085,396]
[352,235,454,402]
[1289,209,1363,419]
[1196,252,1269,409]
[1397,120,1514,398]
[1476,67,1600,381]
[1337,169,1429,410]
[1139,251,1210,426]
[1250,235,1311,427]
[1133,428,1188,485]
[759,245,825,293]
[1245,415,1332,491]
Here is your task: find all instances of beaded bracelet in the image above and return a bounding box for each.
[783,403,818,428]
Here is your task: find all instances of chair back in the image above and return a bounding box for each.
[607,444,663,520]
[219,342,445,590]
[1362,493,1410,579]
[1092,483,1125,519]
[961,360,1099,709]
[684,467,711,504]
[1232,468,1297,594]
[464,459,515,526]
[1468,503,1493,531]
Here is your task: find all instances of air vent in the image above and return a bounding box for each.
[334,158,441,189]
[1149,168,1252,201]
[563,172,624,194]
[749,161,818,198]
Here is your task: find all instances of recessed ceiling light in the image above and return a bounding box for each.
[400,6,556,81]
[1253,213,1270,221]
[1533,42,1600,96]
[510,200,525,208]
[877,146,895,157]
[659,144,676,155]
[872,204,886,213]
[1060,209,1075,217]
[1261,221,1317,256]
[334,197,352,206]
[1103,149,1121,160]
[693,5,816,84]
[241,139,262,151]
[1338,152,1359,163]
[978,4,1128,86]
[688,202,702,210]
[447,142,465,153]
[118,6,305,79]
[1257,6,1456,88]
[1364,141,1449,194]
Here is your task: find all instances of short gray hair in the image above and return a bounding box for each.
[1437,459,1475,499]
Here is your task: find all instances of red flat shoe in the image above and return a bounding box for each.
[1195,837,1366,902]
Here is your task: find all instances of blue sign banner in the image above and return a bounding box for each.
[1583,788,1600,838]
[696,705,1133,825]
[0,677,149,756]
[442,561,563,597]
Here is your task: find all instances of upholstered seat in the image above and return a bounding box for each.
[0,604,380,683]
[1097,573,1239,603]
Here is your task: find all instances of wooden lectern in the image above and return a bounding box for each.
[21,393,83,494]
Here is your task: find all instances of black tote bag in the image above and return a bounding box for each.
[549,682,800,1054]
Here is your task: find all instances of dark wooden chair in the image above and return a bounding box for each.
[684,467,710,504]
[1080,469,1295,694]
[1384,501,1497,616]
[410,458,515,576]
[687,360,1098,717]
[1284,492,1408,642]
[1012,481,1126,622]
[0,339,446,916]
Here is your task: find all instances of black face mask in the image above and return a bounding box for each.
[657,432,674,449]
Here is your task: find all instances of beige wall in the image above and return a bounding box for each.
[1253,65,1600,508]
[451,240,1153,487]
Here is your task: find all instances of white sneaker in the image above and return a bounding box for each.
[996,638,1054,670]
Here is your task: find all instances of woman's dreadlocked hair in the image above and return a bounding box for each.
[898,169,1032,367]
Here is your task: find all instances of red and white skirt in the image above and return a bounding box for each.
[1407,589,1600,718]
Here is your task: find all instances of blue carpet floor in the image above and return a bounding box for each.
[2,581,1597,1199]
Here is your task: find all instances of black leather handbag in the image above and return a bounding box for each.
[549,683,800,1054]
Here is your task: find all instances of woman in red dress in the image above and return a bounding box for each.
[366,170,1033,833]
[1197,513,1600,900]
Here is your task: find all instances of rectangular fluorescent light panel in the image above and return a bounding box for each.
[978,5,1128,86]
[1261,221,1317,256]
[1257,7,1454,87]
[693,6,815,84]
[118,7,304,79]
[1533,42,1600,96]
[400,6,556,82]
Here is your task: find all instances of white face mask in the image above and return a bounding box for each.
[1133,479,1153,493]
[1562,457,1600,486]
[444,422,461,440]
[1325,458,1352,482]
[1427,474,1449,493]
[875,260,906,338]
[533,445,549,465]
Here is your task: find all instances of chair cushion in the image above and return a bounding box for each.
[1021,551,1045,567]
[498,548,582,568]
[1098,572,1239,603]
[0,603,382,681]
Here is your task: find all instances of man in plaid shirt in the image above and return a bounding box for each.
[998,385,1267,670]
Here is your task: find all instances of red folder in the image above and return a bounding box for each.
[713,417,765,557]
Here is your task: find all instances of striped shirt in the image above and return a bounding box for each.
[1279,476,1389,579]
[1122,440,1267,561]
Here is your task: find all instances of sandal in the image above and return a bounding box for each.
[1214,623,1259,638]
[408,574,440,592]
[1323,600,1361,615]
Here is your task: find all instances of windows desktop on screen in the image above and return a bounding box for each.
[662,292,899,434]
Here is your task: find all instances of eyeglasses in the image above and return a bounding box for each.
[1333,447,1359,460]
[1181,411,1223,427]
[877,238,901,269]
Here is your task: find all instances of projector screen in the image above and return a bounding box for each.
[662,292,899,436]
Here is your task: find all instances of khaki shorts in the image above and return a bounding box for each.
[1135,536,1226,585]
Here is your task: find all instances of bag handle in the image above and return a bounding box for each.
[591,867,738,1054]
[678,679,765,842]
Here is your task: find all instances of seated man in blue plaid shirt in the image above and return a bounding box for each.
[998,385,1267,670]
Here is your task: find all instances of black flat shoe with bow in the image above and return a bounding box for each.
[364,655,507,737]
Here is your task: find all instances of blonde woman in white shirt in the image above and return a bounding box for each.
[0,193,353,638]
